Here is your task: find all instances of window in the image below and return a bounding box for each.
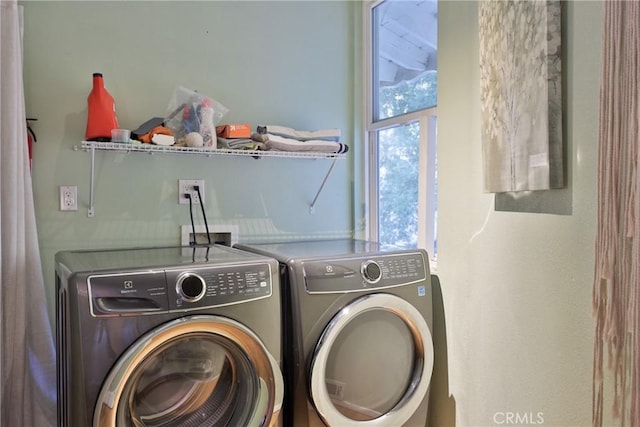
[364,0,438,261]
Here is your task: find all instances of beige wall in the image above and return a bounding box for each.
[434,1,602,425]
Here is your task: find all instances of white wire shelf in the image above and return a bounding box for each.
[77,140,344,217]
[79,141,347,160]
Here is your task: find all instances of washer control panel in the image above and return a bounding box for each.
[88,262,272,317]
[302,251,427,294]
[167,263,272,311]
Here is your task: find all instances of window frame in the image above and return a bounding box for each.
[363,0,438,262]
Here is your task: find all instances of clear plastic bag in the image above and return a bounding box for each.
[164,86,229,148]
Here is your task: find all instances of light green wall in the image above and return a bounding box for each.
[435,1,601,426]
[22,1,356,306]
[22,0,605,425]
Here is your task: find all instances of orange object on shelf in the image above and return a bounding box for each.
[85,73,119,141]
[216,123,251,139]
[138,125,174,144]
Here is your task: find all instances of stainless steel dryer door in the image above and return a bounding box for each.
[308,293,433,427]
[94,315,283,427]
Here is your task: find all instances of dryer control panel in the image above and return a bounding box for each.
[88,263,272,317]
[301,252,427,294]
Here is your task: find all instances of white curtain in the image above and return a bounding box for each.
[593,1,640,426]
[0,0,56,425]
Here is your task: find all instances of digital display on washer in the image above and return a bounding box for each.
[302,252,427,293]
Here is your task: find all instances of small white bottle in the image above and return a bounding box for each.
[199,97,216,149]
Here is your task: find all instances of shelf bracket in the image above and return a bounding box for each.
[88,145,95,217]
[310,158,338,214]
[80,141,345,218]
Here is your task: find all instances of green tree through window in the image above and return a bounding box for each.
[377,71,437,247]
[368,0,437,254]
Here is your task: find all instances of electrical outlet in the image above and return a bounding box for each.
[59,185,78,211]
[178,179,205,205]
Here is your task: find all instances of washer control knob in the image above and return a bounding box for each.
[176,272,206,302]
[361,260,382,284]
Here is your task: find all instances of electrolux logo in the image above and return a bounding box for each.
[493,412,544,425]
[120,280,137,294]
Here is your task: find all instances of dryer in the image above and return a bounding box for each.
[56,245,283,427]
[235,239,434,427]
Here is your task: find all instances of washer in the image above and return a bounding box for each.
[56,245,283,427]
[235,239,434,427]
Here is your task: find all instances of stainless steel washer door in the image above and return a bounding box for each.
[309,293,433,427]
[94,315,283,427]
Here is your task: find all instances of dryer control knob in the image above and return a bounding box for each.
[361,260,382,284]
[176,272,206,302]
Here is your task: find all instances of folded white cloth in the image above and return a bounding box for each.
[265,134,348,154]
[262,125,341,142]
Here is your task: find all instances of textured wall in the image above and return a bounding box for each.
[434,1,601,425]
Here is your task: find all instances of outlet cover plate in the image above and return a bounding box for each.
[59,185,78,211]
[178,179,205,205]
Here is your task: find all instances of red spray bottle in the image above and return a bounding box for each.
[85,73,118,141]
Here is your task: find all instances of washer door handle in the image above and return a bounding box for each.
[94,297,162,314]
